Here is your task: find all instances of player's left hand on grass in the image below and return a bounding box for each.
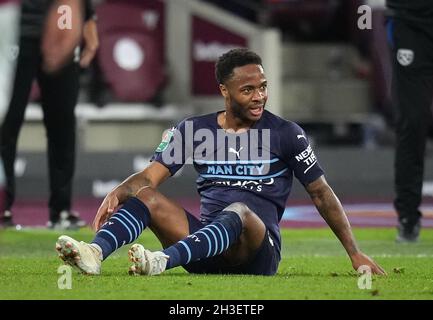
[79,19,98,68]
[351,251,387,275]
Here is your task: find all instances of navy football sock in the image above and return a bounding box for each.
[91,197,151,260]
[163,211,243,269]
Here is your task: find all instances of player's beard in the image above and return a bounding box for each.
[230,99,266,124]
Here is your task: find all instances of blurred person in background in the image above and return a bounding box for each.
[43,0,101,72]
[0,0,19,119]
[0,0,99,229]
[386,0,433,242]
[0,0,19,223]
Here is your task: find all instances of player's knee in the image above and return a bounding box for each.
[134,187,159,212]
[224,202,254,223]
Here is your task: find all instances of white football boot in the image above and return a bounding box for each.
[128,244,169,276]
[56,235,102,275]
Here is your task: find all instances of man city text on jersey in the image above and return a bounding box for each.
[152,110,325,260]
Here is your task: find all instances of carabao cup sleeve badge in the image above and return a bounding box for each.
[155,128,175,152]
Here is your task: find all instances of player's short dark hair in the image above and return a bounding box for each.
[215,48,263,85]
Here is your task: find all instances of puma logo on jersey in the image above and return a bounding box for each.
[229,147,243,159]
[297,134,306,140]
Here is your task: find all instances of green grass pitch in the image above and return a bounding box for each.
[1,227,433,300]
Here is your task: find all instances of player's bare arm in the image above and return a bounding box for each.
[93,161,170,231]
[306,175,387,275]
[79,18,99,68]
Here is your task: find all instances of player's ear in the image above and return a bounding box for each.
[219,84,228,98]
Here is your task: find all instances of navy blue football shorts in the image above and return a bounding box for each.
[181,210,279,276]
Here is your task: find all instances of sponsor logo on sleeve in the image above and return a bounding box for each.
[156,128,175,153]
[295,144,317,174]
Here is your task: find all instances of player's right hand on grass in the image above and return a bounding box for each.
[93,192,121,231]
[351,252,387,276]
